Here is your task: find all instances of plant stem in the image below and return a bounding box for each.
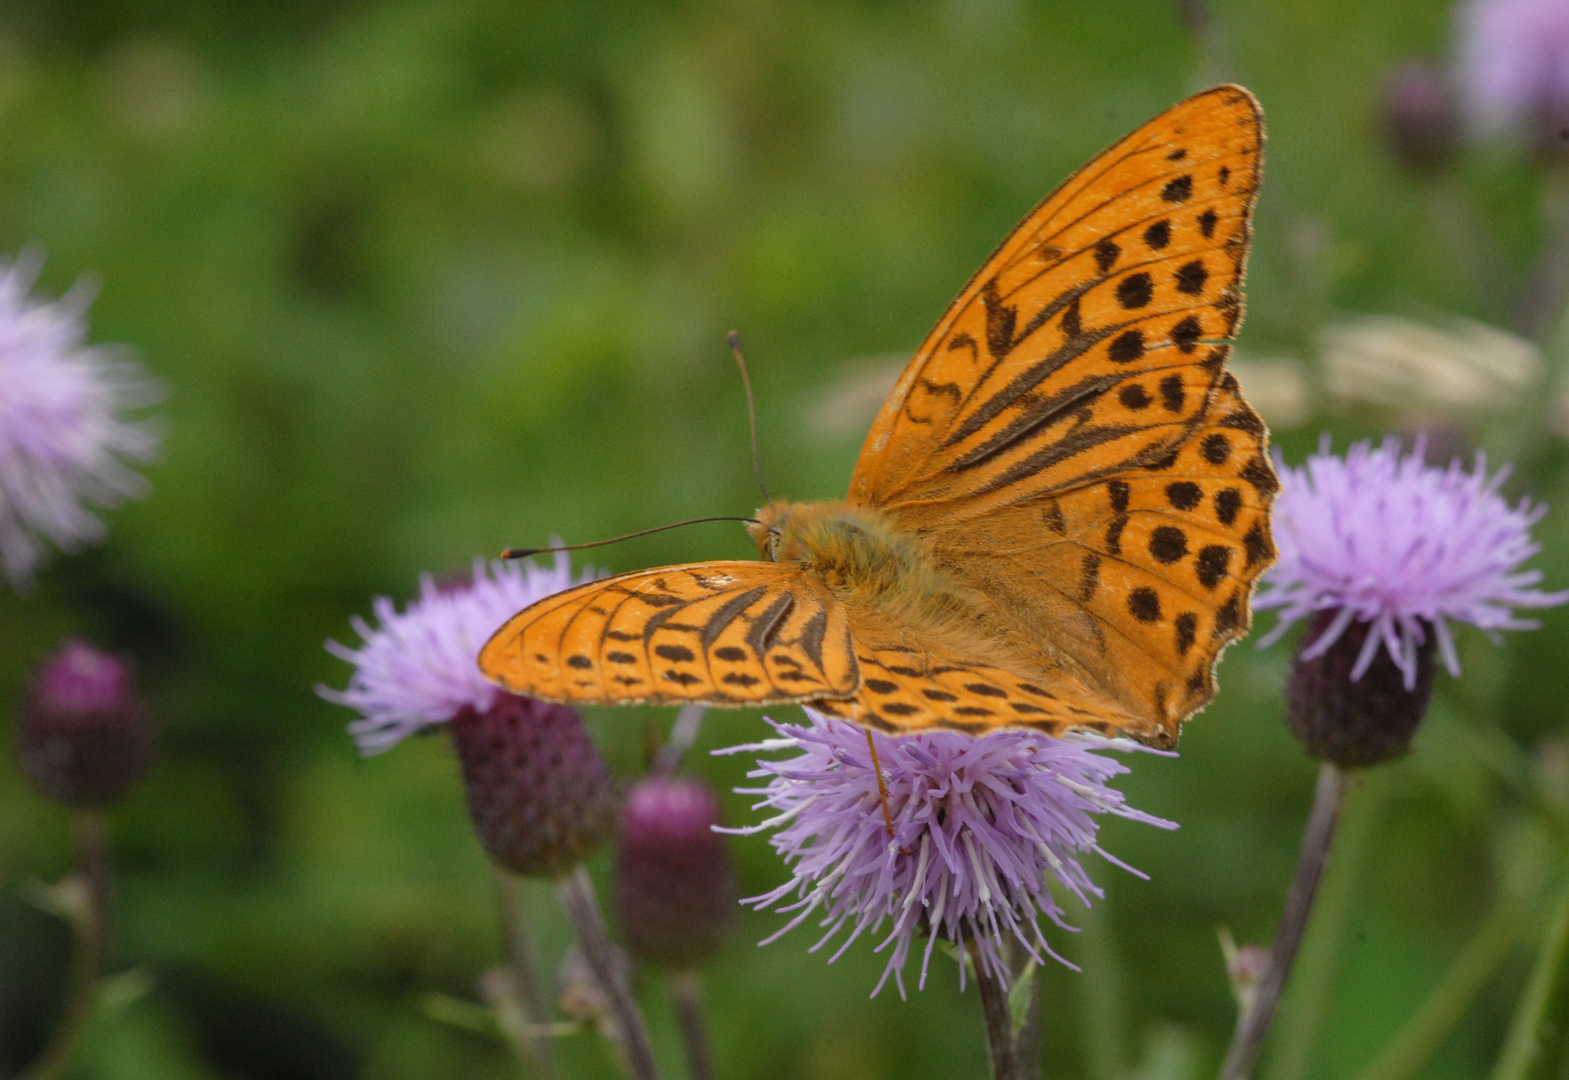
[1012,938,1041,1079]
[976,950,1026,1080]
[1490,873,1569,1080]
[494,869,559,1078]
[668,969,716,1080]
[556,866,663,1080]
[21,810,110,1080]
[1220,763,1348,1080]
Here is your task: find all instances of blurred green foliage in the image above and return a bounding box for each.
[3,1,1569,1078]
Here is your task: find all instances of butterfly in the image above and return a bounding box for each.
[480,85,1277,750]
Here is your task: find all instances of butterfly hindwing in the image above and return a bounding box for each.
[812,598,1148,739]
[850,85,1263,522]
[479,562,859,707]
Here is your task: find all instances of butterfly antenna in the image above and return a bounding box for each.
[501,517,757,559]
[728,331,770,503]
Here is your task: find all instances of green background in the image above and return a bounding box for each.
[3,1,1568,1077]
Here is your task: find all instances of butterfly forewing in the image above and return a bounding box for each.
[480,562,859,707]
[849,85,1263,518]
[919,370,1276,744]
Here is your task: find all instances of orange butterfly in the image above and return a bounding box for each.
[480,85,1277,750]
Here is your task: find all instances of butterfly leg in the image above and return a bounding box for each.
[862,729,914,856]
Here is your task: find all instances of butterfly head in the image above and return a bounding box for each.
[747,502,794,562]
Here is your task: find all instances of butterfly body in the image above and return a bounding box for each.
[481,85,1276,750]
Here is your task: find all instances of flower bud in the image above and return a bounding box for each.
[613,775,735,968]
[1285,610,1438,767]
[1381,61,1459,173]
[18,640,150,806]
[449,693,616,877]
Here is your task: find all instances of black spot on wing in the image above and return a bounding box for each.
[1243,520,1275,569]
[1214,487,1242,526]
[1171,315,1203,353]
[1116,273,1154,309]
[1196,545,1231,589]
[1107,479,1130,513]
[1095,239,1120,274]
[1162,175,1194,202]
[1119,384,1152,411]
[1109,330,1145,363]
[1128,587,1162,623]
[1078,552,1101,601]
[1175,260,1208,296]
[1149,526,1189,565]
[1166,481,1202,510]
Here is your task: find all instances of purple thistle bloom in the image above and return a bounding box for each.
[0,254,160,589]
[1458,0,1569,136]
[320,552,592,753]
[1255,437,1569,691]
[718,710,1174,998]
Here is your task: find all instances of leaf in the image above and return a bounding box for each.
[1008,958,1038,1038]
[1490,875,1569,1080]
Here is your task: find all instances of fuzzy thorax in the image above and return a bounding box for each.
[748,501,944,603]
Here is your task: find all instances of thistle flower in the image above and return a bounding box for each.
[1381,60,1460,172]
[719,710,1174,998]
[19,639,151,807]
[320,553,589,753]
[1458,0,1569,148]
[614,775,736,968]
[321,554,616,875]
[0,255,159,588]
[1257,437,1567,685]
[1256,437,1568,765]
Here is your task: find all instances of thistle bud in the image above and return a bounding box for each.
[613,775,735,968]
[449,693,616,878]
[1285,610,1438,767]
[18,640,150,806]
[1381,61,1459,173]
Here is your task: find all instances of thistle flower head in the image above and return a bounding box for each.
[322,552,616,875]
[19,639,151,807]
[1459,0,1569,142]
[1382,60,1460,172]
[614,774,736,968]
[320,552,590,753]
[1255,437,1569,691]
[0,254,160,589]
[719,711,1174,998]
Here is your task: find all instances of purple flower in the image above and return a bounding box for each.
[1458,0,1569,135]
[1255,437,1569,690]
[614,774,737,968]
[718,710,1174,998]
[19,639,152,807]
[320,552,592,753]
[0,254,159,588]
